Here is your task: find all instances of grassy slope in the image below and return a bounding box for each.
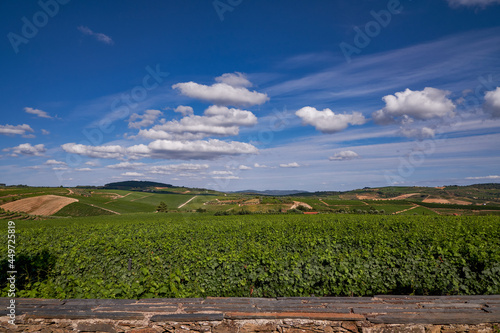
[53,202,114,217]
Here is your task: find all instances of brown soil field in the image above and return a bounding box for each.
[1,195,78,215]
[423,198,471,205]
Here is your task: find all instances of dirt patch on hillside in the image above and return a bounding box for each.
[356,193,379,200]
[356,193,420,201]
[290,201,313,210]
[423,198,471,205]
[1,195,78,215]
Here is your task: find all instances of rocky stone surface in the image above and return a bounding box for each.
[1,295,499,332]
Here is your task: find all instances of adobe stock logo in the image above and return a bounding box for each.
[7,0,71,54]
[339,0,405,63]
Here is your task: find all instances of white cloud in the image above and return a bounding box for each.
[24,107,52,119]
[172,80,269,107]
[174,105,194,117]
[128,110,162,129]
[280,162,300,168]
[329,150,360,161]
[465,175,500,180]
[399,127,436,139]
[145,139,258,160]
[0,124,34,136]
[447,0,500,7]
[44,159,66,165]
[77,26,114,45]
[138,105,257,140]
[211,170,234,175]
[484,87,500,118]
[215,72,252,88]
[85,161,100,167]
[295,107,366,133]
[121,172,144,177]
[3,143,46,156]
[61,143,126,159]
[52,167,68,171]
[62,139,258,160]
[254,163,268,168]
[212,175,240,180]
[149,163,209,175]
[107,162,145,169]
[239,165,252,170]
[75,168,92,172]
[41,129,50,135]
[372,88,455,125]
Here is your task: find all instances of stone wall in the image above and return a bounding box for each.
[1,295,499,332]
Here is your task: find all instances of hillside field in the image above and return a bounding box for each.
[1,184,500,217]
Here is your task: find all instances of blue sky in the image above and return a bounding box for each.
[1,0,500,191]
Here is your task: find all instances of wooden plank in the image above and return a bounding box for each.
[150,313,224,322]
[368,312,500,325]
[137,297,204,304]
[421,303,484,309]
[95,305,178,312]
[354,307,487,314]
[225,311,365,321]
[24,310,144,320]
[252,307,351,313]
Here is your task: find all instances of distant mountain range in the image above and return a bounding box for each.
[103,181,173,190]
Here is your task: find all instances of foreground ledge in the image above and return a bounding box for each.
[1,295,499,332]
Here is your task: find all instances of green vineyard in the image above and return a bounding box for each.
[1,213,499,299]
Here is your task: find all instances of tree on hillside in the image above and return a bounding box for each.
[157,202,168,213]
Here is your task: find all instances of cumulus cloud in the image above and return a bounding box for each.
[174,105,194,117]
[41,129,50,135]
[61,143,126,159]
[254,163,268,168]
[215,72,252,88]
[4,143,46,156]
[44,159,66,165]
[280,162,300,168]
[465,175,500,180]
[85,161,100,167]
[24,107,52,119]
[62,139,258,160]
[145,139,258,160]
[211,170,234,175]
[372,88,455,125]
[483,87,500,118]
[399,127,436,139]
[138,105,257,140]
[296,107,366,133]
[78,26,114,45]
[107,162,145,169]
[212,175,240,180]
[239,165,252,170]
[0,124,34,136]
[121,172,144,177]
[329,150,360,161]
[128,110,162,129]
[172,80,269,107]
[447,0,500,7]
[75,168,92,172]
[149,163,209,175]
